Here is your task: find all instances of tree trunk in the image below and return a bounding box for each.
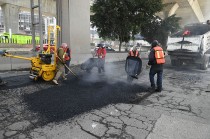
[160,32,169,51]
[119,41,122,52]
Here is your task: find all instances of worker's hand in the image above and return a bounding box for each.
[146,64,151,69]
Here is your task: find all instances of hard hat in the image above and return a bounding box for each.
[133,46,137,51]
[151,40,159,47]
[61,43,68,48]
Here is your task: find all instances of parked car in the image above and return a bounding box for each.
[97,43,115,51]
[105,46,115,51]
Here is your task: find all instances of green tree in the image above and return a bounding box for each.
[141,14,181,50]
[91,0,163,51]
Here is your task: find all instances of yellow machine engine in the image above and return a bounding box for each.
[2,25,61,81]
[30,53,56,81]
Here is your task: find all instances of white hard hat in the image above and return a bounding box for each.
[133,46,137,51]
[61,43,68,48]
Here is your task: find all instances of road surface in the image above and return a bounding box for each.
[0,59,210,139]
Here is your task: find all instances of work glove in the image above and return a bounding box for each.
[146,64,151,69]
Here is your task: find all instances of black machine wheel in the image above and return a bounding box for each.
[200,55,209,70]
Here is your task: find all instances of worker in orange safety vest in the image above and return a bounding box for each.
[53,43,68,85]
[63,44,71,75]
[128,46,140,57]
[147,40,165,92]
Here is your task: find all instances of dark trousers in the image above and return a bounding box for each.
[65,60,70,74]
[149,68,163,90]
[98,59,105,73]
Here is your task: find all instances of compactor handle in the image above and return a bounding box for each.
[2,51,33,61]
[0,50,8,56]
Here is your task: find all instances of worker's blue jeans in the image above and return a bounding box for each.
[149,68,163,90]
[65,60,70,74]
[98,58,105,73]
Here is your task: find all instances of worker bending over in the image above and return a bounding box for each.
[128,46,140,57]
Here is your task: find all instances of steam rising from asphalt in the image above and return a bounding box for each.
[80,61,129,84]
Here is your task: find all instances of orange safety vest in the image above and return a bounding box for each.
[130,50,139,57]
[153,46,165,64]
[64,48,71,61]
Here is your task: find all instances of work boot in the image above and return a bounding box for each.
[63,77,67,80]
[101,67,105,72]
[155,88,162,93]
[86,69,91,73]
[148,86,155,93]
[62,75,67,80]
[98,69,101,73]
[65,71,70,76]
[52,79,58,85]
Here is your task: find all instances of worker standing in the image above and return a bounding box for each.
[52,43,68,85]
[97,44,106,73]
[64,44,71,75]
[147,40,165,92]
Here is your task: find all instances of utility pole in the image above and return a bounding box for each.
[30,0,43,53]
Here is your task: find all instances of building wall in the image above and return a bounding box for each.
[0,0,56,16]
[0,8,56,40]
[57,0,90,54]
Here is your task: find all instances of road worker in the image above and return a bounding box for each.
[97,44,107,73]
[147,40,165,92]
[64,44,71,75]
[128,46,140,57]
[52,43,68,85]
[126,46,141,82]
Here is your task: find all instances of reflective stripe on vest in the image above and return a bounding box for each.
[153,46,165,64]
[130,50,139,57]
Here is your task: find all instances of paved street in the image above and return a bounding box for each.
[0,59,210,139]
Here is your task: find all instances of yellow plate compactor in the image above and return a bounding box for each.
[3,25,60,81]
